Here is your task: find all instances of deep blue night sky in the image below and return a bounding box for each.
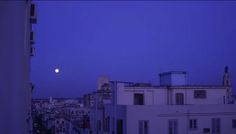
[32,1,236,98]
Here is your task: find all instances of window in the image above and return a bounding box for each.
[97,120,101,131]
[175,93,184,105]
[134,93,144,105]
[117,119,123,134]
[189,119,197,130]
[30,31,34,41]
[30,4,35,16]
[232,119,236,128]
[83,115,90,128]
[139,120,149,134]
[203,128,210,133]
[212,118,220,134]
[104,116,110,132]
[223,96,226,104]
[30,46,35,56]
[168,119,178,134]
[194,90,206,99]
[30,4,37,23]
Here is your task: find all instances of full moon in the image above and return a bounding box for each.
[55,68,60,73]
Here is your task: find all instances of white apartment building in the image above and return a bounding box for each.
[89,68,236,134]
[0,0,36,133]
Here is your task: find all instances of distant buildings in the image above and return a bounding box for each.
[32,98,89,134]
[0,0,36,133]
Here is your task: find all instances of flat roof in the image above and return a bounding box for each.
[159,71,187,76]
[125,85,230,89]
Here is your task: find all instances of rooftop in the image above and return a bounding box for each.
[159,71,187,76]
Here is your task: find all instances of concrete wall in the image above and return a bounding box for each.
[96,104,236,134]
[115,84,227,106]
[91,83,232,134]
[126,105,236,134]
[0,1,32,133]
[160,72,187,86]
[171,87,227,105]
[160,74,172,86]
[171,73,187,86]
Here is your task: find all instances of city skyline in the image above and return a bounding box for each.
[32,1,236,98]
[1,1,236,134]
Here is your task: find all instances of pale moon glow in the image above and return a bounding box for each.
[55,68,59,73]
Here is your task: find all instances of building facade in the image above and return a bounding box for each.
[0,0,36,133]
[89,70,235,134]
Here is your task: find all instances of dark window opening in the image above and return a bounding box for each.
[232,119,236,128]
[212,118,220,134]
[175,93,184,105]
[194,90,206,99]
[168,119,178,134]
[97,120,101,131]
[139,120,149,134]
[117,119,123,134]
[104,116,110,132]
[30,4,35,16]
[134,93,144,105]
[189,119,197,130]
[30,32,34,41]
[203,128,210,133]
